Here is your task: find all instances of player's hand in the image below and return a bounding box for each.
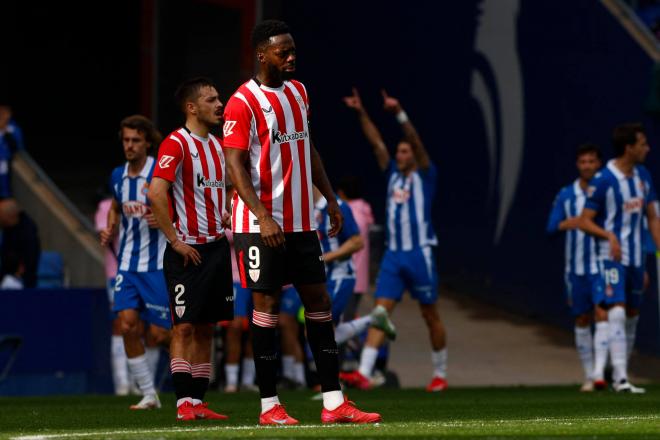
[99,225,115,246]
[342,87,363,112]
[144,211,159,228]
[221,211,232,230]
[172,239,202,267]
[381,89,402,114]
[608,234,622,262]
[327,200,344,238]
[259,215,285,247]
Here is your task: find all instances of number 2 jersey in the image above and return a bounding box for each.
[110,156,166,272]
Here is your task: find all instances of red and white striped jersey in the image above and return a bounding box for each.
[153,128,226,244]
[223,78,314,234]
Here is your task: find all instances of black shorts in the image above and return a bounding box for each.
[233,231,326,290]
[163,237,234,325]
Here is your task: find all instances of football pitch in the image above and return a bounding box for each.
[2,386,660,439]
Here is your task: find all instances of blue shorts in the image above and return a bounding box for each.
[280,277,356,321]
[374,247,439,305]
[113,270,172,329]
[597,260,645,308]
[233,282,253,318]
[565,273,602,316]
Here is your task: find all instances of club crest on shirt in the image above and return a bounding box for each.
[392,188,411,204]
[223,121,236,137]
[175,306,186,318]
[159,155,175,169]
[141,182,149,195]
[249,269,260,282]
[586,186,596,197]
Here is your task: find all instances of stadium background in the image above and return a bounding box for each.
[1,0,660,395]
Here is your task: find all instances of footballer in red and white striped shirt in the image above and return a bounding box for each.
[148,77,233,422]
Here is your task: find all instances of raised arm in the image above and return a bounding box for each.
[225,148,284,247]
[343,87,390,171]
[382,90,430,170]
[310,143,343,237]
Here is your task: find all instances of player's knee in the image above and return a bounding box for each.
[150,328,170,346]
[626,307,640,318]
[193,323,214,341]
[420,305,439,325]
[119,317,140,337]
[173,323,194,341]
[575,314,591,327]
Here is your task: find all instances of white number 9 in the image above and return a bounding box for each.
[248,246,260,269]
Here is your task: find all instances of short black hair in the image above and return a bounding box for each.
[174,77,217,114]
[576,143,602,160]
[252,19,291,50]
[337,176,363,200]
[612,122,644,157]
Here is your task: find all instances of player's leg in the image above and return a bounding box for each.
[240,323,257,391]
[170,322,195,419]
[190,323,214,406]
[625,269,646,359]
[279,286,306,388]
[108,276,131,396]
[592,305,609,389]
[292,232,380,423]
[225,283,248,392]
[601,261,631,391]
[568,274,595,391]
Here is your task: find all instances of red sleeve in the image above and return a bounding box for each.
[222,95,254,150]
[153,136,184,182]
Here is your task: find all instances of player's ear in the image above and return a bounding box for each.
[186,101,196,115]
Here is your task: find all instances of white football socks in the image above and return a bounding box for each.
[322,390,344,411]
[145,347,160,382]
[574,326,594,381]
[261,395,280,414]
[127,354,157,396]
[335,316,371,345]
[358,346,378,378]
[608,306,628,383]
[431,348,448,379]
[282,355,296,381]
[241,358,256,386]
[293,362,305,385]
[111,335,130,395]
[625,315,639,359]
[593,321,609,381]
[225,363,239,387]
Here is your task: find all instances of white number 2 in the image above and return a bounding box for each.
[175,284,185,305]
[114,274,124,292]
[248,246,260,269]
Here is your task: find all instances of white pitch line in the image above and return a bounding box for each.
[9,415,660,440]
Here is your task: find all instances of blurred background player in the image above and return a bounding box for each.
[546,144,608,392]
[100,115,171,409]
[149,77,233,421]
[341,88,446,392]
[224,19,380,425]
[0,198,40,288]
[0,103,25,199]
[224,185,257,393]
[579,122,660,393]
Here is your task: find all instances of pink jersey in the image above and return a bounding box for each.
[153,128,226,244]
[347,198,374,294]
[95,198,118,279]
[223,78,314,234]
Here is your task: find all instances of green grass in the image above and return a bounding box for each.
[1,386,660,439]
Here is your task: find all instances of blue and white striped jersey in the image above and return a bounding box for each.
[585,160,658,268]
[110,156,166,272]
[385,160,438,251]
[315,196,360,280]
[547,179,598,275]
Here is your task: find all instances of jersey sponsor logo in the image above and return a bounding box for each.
[391,188,411,204]
[249,269,260,282]
[271,129,308,145]
[122,201,149,219]
[225,295,234,302]
[223,120,236,137]
[623,197,643,213]
[196,173,225,189]
[159,155,175,168]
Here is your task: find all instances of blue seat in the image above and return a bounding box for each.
[37,251,65,288]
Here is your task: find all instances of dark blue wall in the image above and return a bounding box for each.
[281,0,660,353]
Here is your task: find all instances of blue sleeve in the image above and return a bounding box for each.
[385,160,397,178]
[339,202,360,241]
[584,173,608,212]
[109,167,123,201]
[546,189,567,234]
[639,166,658,204]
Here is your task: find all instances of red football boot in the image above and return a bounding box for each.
[321,399,381,424]
[339,371,371,390]
[176,401,196,422]
[193,402,229,420]
[259,404,299,425]
[426,376,448,392]
[593,379,608,391]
